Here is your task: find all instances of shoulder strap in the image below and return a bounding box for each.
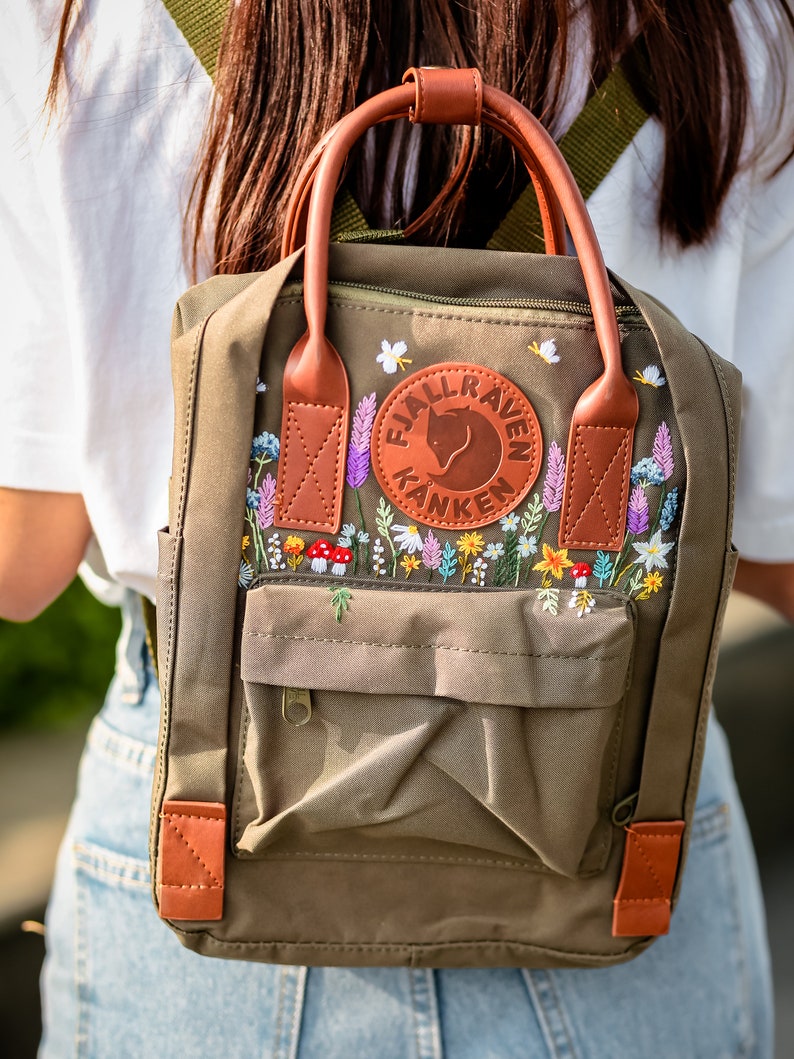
[488,62,651,252]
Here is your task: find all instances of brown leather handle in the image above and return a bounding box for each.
[302,71,632,399]
[281,118,568,260]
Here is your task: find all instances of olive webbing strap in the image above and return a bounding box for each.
[488,63,651,252]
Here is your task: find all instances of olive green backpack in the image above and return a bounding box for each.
[149,66,739,969]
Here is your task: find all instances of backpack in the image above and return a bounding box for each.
[150,68,740,968]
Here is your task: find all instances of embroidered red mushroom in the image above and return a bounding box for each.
[307,538,333,573]
[330,545,353,576]
[570,561,592,588]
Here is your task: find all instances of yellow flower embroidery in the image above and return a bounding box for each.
[401,554,421,578]
[456,532,484,558]
[636,571,664,600]
[533,543,574,584]
[283,535,305,555]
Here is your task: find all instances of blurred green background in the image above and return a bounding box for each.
[0,579,118,732]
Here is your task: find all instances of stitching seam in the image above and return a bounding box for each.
[164,816,222,888]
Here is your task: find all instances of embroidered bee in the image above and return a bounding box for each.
[376,339,412,374]
[528,338,560,364]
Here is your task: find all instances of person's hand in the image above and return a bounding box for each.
[734,558,794,624]
[0,487,91,621]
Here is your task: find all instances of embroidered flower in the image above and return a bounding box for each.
[267,532,285,571]
[238,560,254,589]
[632,529,676,571]
[570,589,596,617]
[660,487,680,531]
[256,377,268,393]
[401,554,421,578]
[471,557,488,586]
[241,535,250,553]
[542,442,565,513]
[251,431,280,461]
[357,531,370,544]
[533,543,574,581]
[630,457,665,487]
[422,530,442,572]
[331,545,353,576]
[570,561,593,589]
[484,542,505,559]
[637,571,664,599]
[257,474,276,530]
[392,524,423,554]
[246,488,260,509]
[307,539,333,573]
[499,512,520,532]
[518,534,538,558]
[652,423,674,480]
[372,538,386,577]
[284,535,305,572]
[347,393,378,488]
[456,531,485,558]
[529,338,560,364]
[626,485,650,536]
[633,365,666,388]
[376,339,412,374]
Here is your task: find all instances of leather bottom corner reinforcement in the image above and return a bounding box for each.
[158,800,226,921]
[612,820,685,937]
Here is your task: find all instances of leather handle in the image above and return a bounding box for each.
[303,73,629,388]
[277,69,638,548]
[282,108,567,258]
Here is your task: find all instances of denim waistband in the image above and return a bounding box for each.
[114,590,155,705]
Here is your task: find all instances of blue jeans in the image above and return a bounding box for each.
[40,593,773,1058]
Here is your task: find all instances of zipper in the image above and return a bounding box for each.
[280,280,638,318]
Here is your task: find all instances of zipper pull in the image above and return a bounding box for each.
[282,687,312,726]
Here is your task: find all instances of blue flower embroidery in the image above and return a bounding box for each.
[251,432,280,461]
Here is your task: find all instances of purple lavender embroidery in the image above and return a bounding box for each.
[346,392,378,489]
[653,422,674,481]
[626,484,649,536]
[257,473,276,530]
[542,442,565,513]
[422,530,443,571]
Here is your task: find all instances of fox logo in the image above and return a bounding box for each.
[372,362,542,530]
[425,405,502,491]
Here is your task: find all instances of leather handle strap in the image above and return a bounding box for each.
[277,69,638,547]
[281,79,566,258]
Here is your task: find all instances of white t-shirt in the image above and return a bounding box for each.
[2,0,793,602]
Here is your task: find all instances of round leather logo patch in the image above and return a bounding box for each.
[371,363,542,529]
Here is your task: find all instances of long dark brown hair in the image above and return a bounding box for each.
[50,1,794,276]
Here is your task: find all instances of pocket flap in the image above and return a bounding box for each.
[241,581,635,709]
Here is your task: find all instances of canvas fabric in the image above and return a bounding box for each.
[151,221,740,967]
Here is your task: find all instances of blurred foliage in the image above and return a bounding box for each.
[0,579,118,732]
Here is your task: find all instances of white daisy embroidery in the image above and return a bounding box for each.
[256,377,268,393]
[529,338,560,364]
[392,524,423,554]
[377,339,412,374]
[633,365,667,388]
[632,529,676,571]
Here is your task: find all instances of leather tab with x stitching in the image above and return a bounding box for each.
[275,330,350,534]
[559,369,638,551]
[158,800,226,921]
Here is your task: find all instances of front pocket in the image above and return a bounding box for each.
[233,579,636,878]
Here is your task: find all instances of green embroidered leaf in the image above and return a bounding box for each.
[329,586,352,622]
[593,550,613,587]
[375,496,394,538]
[626,569,644,595]
[439,541,458,584]
[537,586,559,615]
[521,493,544,535]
